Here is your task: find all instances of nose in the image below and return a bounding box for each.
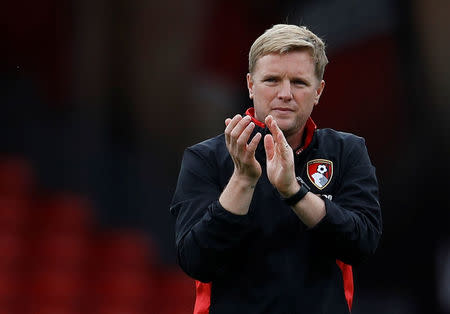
[277,80,292,101]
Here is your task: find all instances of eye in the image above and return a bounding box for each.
[263,76,278,83]
[292,79,306,86]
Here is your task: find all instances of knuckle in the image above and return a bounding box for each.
[230,130,239,139]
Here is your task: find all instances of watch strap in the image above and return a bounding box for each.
[282,176,311,206]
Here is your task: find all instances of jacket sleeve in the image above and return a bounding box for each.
[309,137,382,266]
[170,147,252,282]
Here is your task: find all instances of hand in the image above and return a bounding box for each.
[264,115,300,197]
[224,114,262,184]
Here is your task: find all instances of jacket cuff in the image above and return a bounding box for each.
[190,200,252,251]
[309,197,348,233]
[209,200,251,225]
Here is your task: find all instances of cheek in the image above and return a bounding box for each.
[257,84,274,94]
[254,87,271,102]
[295,90,316,103]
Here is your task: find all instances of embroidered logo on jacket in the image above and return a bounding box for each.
[307,159,333,190]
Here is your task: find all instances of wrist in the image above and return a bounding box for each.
[231,170,260,188]
[279,180,301,198]
[219,171,259,216]
[280,176,311,206]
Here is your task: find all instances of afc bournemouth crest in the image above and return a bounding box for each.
[307,159,333,190]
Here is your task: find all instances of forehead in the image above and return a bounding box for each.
[254,50,315,77]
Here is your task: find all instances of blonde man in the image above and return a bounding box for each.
[171,24,382,314]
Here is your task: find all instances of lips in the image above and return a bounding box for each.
[272,107,294,112]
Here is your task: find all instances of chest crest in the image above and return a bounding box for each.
[306,159,333,190]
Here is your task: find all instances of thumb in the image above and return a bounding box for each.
[264,134,275,160]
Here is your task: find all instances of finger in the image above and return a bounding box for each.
[247,132,262,154]
[265,115,280,139]
[230,115,251,143]
[226,115,242,132]
[265,117,289,151]
[265,116,283,142]
[224,114,242,142]
[236,121,255,148]
[225,118,232,126]
[264,134,275,160]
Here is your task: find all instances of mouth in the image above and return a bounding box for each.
[272,107,294,113]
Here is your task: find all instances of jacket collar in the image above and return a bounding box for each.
[244,107,317,155]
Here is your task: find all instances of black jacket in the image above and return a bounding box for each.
[170,115,382,314]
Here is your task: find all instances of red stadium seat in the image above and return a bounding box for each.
[0,268,22,307]
[26,269,85,306]
[30,233,90,271]
[33,192,94,235]
[157,268,195,314]
[91,229,158,272]
[23,303,83,314]
[0,156,173,313]
[0,231,26,270]
[0,198,31,232]
[92,303,149,314]
[86,230,161,311]
[89,269,156,307]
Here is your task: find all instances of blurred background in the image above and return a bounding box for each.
[1,0,449,313]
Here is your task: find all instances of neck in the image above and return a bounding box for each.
[285,127,304,150]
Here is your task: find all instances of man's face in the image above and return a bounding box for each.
[247,50,325,138]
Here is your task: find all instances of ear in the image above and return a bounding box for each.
[246,73,254,99]
[314,80,325,106]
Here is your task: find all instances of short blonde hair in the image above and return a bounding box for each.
[249,24,328,80]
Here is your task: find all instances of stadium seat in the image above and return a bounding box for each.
[89,269,156,306]
[92,303,149,314]
[0,155,198,313]
[31,233,90,271]
[157,268,195,314]
[91,229,158,271]
[0,231,25,269]
[23,303,83,314]
[26,268,85,307]
[33,192,94,235]
[0,198,30,233]
[0,268,22,309]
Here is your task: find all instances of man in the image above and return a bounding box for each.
[170,24,382,313]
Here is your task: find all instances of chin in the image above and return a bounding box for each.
[273,117,294,129]
[277,122,295,134]
[277,119,302,135]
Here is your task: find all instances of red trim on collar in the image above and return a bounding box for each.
[245,108,266,128]
[296,117,317,155]
[244,107,317,154]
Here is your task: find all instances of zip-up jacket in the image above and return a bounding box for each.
[170,109,382,313]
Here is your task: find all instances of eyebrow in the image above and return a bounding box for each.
[261,74,279,79]
[261,73,312,85]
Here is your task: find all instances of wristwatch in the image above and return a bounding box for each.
[282,176,311,206]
